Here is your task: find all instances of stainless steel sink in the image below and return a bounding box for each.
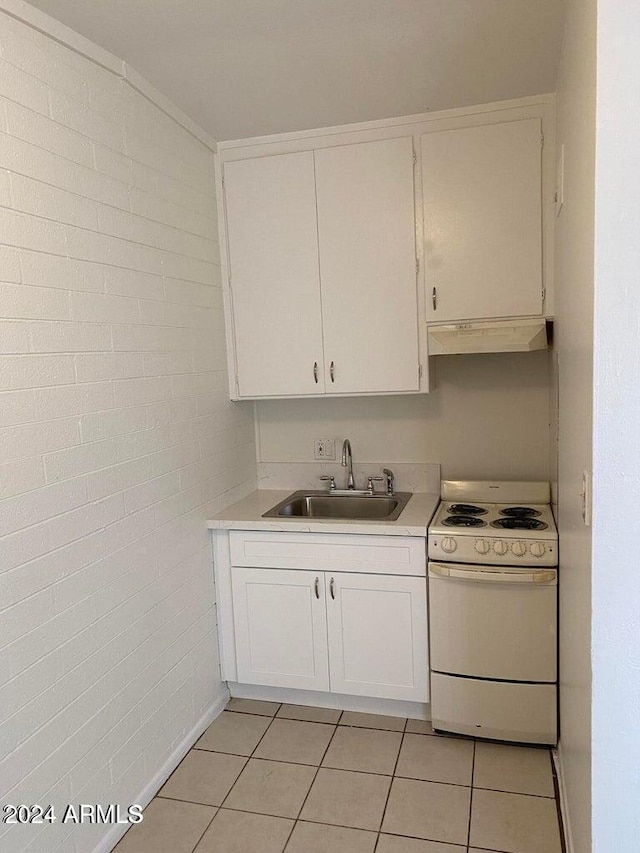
[262,490,412,521]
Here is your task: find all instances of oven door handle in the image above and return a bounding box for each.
[429,563,556,584]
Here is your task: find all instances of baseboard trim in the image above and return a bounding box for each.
[228,682,429,721]
[553,744,574,853]
[93,687,229,853]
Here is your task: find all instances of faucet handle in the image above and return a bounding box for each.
[382,468,395,495]
[320,475,336,491]
[366,476,384,493]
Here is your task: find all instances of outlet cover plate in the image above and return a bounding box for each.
[314,439,336,460]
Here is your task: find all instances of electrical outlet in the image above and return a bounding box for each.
[314,439,336,460]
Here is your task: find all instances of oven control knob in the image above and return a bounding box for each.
[493,539,509,556]
[474,539,491,555]
[530,541,546,558]
[512,540,527,557]
[441,536,457,553]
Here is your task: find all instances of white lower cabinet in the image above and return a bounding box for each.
[230,564,428,702]
[232,568,330,691]
[327,573,428,701]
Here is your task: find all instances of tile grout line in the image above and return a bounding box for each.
[276,706,340,852]
[193,743,483,782]
[466,738,477,848]
[159,793,479,834]
[153,795,487,843]
[230,706,457,735]
[156,797,485,841]
[188,804,219,853]
[550,748,568,853]
[469,787,555,799]
[373,716,408,851]
[281,708,344,852]
[214,701,283,814]
[225,707,281,718]
[247,703,282,756]
[170,797,444,836]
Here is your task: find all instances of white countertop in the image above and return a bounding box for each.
[207,489,440,537]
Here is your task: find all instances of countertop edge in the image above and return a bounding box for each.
[207,489,440,538]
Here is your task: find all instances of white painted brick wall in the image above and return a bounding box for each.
[0,10,257,853]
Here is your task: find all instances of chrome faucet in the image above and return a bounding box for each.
[382,467,395,496]
[341,439,355,490]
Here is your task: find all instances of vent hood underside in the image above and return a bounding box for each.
[427,319,548,355]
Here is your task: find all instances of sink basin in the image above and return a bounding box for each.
[262,490,412,521]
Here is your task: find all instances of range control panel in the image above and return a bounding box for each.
[429,535,557,568]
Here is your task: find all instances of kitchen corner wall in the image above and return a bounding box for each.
[0,8,256,853]
[256,351,551,482]
[591,0,640,848]
[553,0,596,851]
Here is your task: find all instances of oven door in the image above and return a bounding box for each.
[428,561,557,682]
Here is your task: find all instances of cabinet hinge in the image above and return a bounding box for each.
[541,288,546,302]
[221,175,225,189]
[235,373,240,392]
[413,151,417,166]
[415,258,420,275]
[541,133,545,149]
[418,363,423,379]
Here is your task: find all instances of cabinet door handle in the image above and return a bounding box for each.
[432,286,437,311]
[314,577,320,599]
[330,577,335,600]
[330,361,335,383]
[313,362,319,383]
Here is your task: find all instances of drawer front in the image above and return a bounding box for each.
[229,531,425,576]
[431,672,557,745]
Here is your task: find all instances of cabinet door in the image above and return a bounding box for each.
[326,573,428,701]
[224,152,325,397]
[231,568,329,690]
[422,118,543,323]
[315,138,420,394]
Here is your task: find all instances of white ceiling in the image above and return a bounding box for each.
[28,0,566,141]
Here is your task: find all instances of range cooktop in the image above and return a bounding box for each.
[428,481,558,567]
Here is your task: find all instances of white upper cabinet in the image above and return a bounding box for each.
[224,152,325,397]
[221,138,421,399]
[218,98,554,398]
[421,118,543,323]
[315,138,419,394]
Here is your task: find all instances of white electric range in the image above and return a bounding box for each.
[428,480,558,745]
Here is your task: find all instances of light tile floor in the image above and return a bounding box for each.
[113,700,564,853]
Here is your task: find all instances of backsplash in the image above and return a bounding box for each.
[255,351,552,482]
[257,462,441,493]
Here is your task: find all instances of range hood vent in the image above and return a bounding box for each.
[427,319,548,356]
